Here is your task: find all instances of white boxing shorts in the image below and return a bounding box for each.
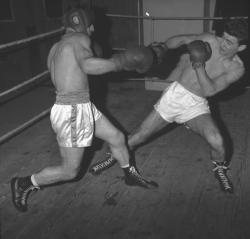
[154,81,210,124]
[50,91,102,148]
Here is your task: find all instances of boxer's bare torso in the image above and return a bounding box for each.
[166,33,244,97]
[47,31,92,93]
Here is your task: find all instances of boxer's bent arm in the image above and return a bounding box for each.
[193,66,216,96]
[81,57,117,75]
[194,63,244,96]
[164,34,198,49]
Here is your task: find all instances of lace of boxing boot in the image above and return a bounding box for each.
[89,152,117,175]
[212,161,233,193]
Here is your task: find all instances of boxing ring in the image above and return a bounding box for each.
[0,15,247,145]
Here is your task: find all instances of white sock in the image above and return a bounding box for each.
[31,175,40,188]
[121,163,130,168]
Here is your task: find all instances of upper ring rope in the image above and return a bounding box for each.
[0,27,64,51]
[106,14,248,21]
[0,15,247,52]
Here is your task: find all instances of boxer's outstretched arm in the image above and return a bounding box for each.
[74,41,119,75]
[164,34,198,49]
[81,57,119,75]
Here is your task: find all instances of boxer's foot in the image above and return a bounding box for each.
[124,166,158,189]
[11,177,39,212]
[213,161,233,193]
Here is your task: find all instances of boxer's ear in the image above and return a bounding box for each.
[238,44,246,52]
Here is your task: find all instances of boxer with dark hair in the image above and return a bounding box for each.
[10,8,158,212]
[224,18,248,45]
[90,18,248,194]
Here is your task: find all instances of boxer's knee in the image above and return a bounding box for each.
[109,129,126,148]
[61,165,80,180]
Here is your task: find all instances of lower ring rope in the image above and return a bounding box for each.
[0,71,49,100]
[0,108,51,145]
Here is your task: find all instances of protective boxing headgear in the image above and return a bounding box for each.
[63,8,92,33]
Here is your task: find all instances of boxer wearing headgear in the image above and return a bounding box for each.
[63,8,93,34]
[10,7,158,212]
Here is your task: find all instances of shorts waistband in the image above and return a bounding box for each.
[55,91,90,104]
[173,82,205,101]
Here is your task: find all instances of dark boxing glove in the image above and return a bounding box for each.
[148,42,168,64]
[186,40,212,69]
[112,46,154,73]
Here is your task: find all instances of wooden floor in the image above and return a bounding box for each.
[0,80,250,239]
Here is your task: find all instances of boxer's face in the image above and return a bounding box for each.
[219,32,239,55]
[219,32,246,56]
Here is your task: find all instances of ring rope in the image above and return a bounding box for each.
[106,14,248,21]
[0,16,247,51]
[0,108,51,145]
[0,27,63,144]
[0,71,49,100]
[0,27,64,51]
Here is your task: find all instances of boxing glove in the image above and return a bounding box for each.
[186,40,212,69]
[148,42,168,64]
[112,46,154,73]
